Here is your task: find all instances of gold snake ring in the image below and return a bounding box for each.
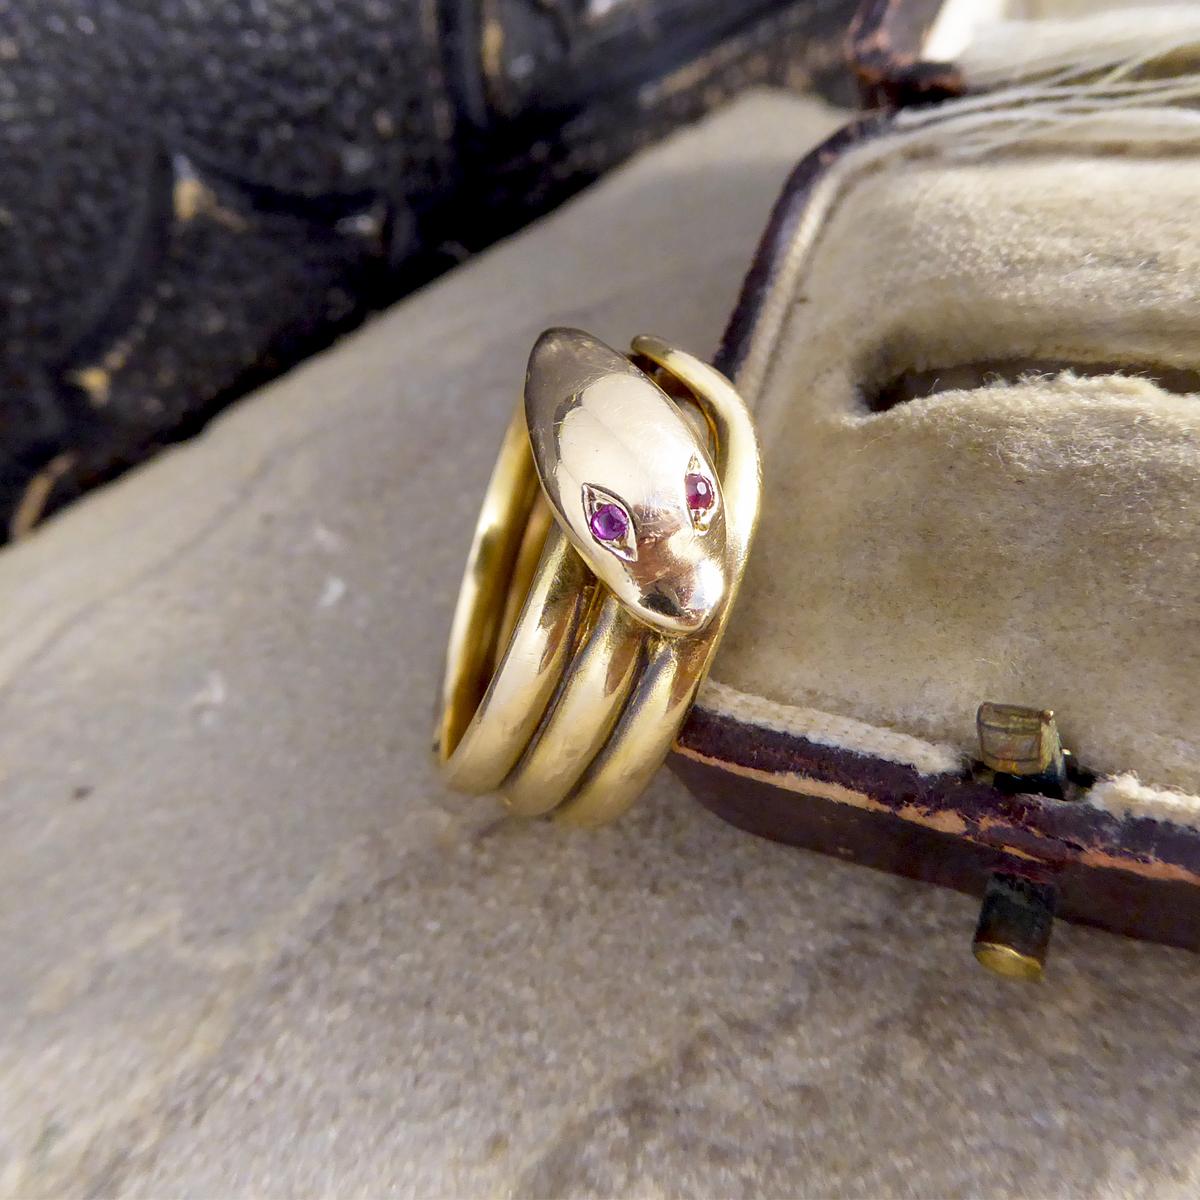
[435,328,761,826]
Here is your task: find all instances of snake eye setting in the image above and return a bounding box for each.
[684,461,718,531]
[582,483,637,561]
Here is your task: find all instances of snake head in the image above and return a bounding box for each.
[525,328,727,635]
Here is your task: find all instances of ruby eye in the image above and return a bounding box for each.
[685,465,718,531]
[590,502,629,542]
[685,472,714,515]
[581,483,637,562]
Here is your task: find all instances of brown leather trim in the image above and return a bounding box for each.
[678,705,1200,884]
[676,700,1200,945]
[846,0,965,109]
[670,747,1200,951]
[673,706,1200,949]
[715,116,889,381]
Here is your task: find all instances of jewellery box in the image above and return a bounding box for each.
[669,3,1200,973]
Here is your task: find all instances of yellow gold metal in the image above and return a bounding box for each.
[972,942,1045,982]
[554,335,762,827]
[972,871,1055,981]
[503,594,643,816]
[436,409,592,792]
[437,409,536,765]
[439,525,592,793]
[435,328,762,823]
[525,330,729,636]
[496,497,554,656]
[976,702,1065,778]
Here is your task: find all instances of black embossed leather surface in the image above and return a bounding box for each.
[0,0,854,538]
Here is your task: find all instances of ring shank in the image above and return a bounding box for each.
[436,410,593,792]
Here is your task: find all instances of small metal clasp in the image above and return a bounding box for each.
[976,702,1067,798]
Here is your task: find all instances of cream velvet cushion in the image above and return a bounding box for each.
[712,147,1200,812]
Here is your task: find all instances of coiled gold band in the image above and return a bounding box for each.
[435,330,761,826]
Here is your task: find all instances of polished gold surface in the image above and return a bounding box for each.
[435,328,761,823]
[525,330,728,636]
[436,409,537,765]
[503,594,642,816]
[436,410,593,793]
[972,942,1045,982]
[440,525,592,794]
[555,335,762,827]
[495,497,553,658]
[972,871,1055,981]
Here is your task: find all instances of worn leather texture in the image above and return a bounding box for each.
[0,0,855,540]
